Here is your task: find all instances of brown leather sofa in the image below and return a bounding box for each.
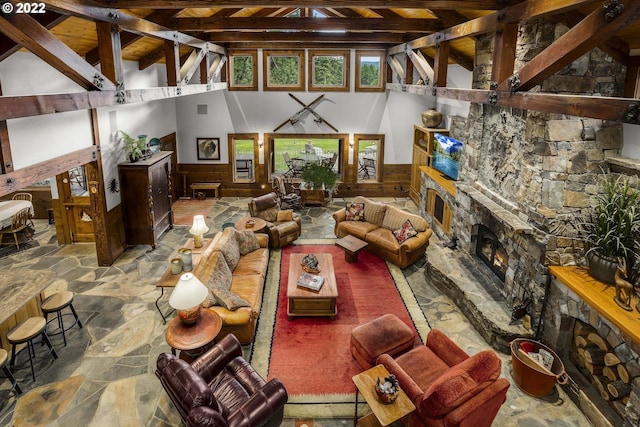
[248,192,302,248]
[193,227,269,344]
[156,334,288,427]
[333,196,432,268]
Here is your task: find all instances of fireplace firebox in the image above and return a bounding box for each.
[475,225,508,281]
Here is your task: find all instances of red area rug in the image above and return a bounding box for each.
[266,244,423,399]
[171,199,216,225]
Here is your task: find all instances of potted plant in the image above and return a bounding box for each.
[119,130,148,162]
[577,174,640,285]
[300,162,338,206]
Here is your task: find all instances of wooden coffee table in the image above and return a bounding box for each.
[336,235,368,263]
[352,364,415,426]
[165,310,222,362]
[287,253,338,319]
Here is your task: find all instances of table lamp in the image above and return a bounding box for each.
[190,214,209,248]
[169,273,208,325]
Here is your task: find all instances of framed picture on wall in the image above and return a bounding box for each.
[197,137,220,160]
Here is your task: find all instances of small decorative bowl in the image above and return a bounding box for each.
[301,264,320,274]
[375,375,399,404]
[246,219,255,228]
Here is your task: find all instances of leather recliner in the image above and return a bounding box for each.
[156,334,288,427]
[248,192,302,248]
[377,329,510,427]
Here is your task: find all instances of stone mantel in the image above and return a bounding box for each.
[549,265,640,348]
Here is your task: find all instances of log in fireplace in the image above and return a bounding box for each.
[475,225,509,282]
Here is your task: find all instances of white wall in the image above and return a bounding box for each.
[437,64,472,129]
[622,123,640,160]
[0,53,178,210]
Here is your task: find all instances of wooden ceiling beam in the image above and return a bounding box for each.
[499,0,640,92]
[0,11,67,62]
[388,0,601,55]
[172,16,443,32]
[85,9,179,65]
[94,1,521,10]
[96,22,124,85]
[0,83,12,175]
[205,31,418,44]
[0,12,115,91]
[39,0,223,52]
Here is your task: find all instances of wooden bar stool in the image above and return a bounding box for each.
[7,317,58,382]
[0,348,21,395]
[41,291,83,347]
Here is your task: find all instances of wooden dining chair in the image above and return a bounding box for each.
[11,193,34,226]
[0,207,32,250]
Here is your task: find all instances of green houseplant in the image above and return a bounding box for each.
[119,130,148,162]
[300,163,338,205]
[577,174,640,284]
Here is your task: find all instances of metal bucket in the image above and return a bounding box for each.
[510,338,568,397]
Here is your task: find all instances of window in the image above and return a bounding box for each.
[263,50,305,91]
[355,51,385,92]
[228,50,257,91]
[308,50,350,92]
[266,134,345,180]
[228,134,258,183]
[355,134,384,182]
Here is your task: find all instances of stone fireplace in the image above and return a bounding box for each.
[476,224,509,282]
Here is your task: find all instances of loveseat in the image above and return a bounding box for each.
[333,196,432,268]
[192,226,269,344]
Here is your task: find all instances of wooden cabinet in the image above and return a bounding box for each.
[118,151,173,248]
[409,125,448,205]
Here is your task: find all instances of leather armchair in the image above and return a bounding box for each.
[156,334,288,427]
[248,192,302,248]
[377,329,509,427]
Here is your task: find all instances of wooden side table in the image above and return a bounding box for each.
[235,216,267,232]
[336,235,369,263]
[165,310,222,362]
[352,364,415,427]
[156,238,213,324]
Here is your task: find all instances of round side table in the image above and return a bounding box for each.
[235,216,267,232]
[165,310,222,362]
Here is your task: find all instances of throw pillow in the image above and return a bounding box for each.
[276,209,293,222]
[220,231,241,271]
[212,288,250,311]
[345,202,365,221]
[202,254,232,307]
[393,219,418,244]
[235,230,260,255]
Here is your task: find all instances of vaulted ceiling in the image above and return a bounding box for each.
[1,0,638,73]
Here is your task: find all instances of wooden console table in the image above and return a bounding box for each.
[156,238,213,324]
[190,182,221,199]
[549,266,640,346]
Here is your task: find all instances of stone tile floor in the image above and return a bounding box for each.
[0,197,591,426]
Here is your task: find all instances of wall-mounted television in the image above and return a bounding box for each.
[433,133,463,181]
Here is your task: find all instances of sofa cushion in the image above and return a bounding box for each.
[393,219,418,244]
[366,228,400,255]
[220,231,241,271]
[396,346,451,395]
[276,209,293,222]
[212,288,251,311]
[422,350,502,416]
[382,205,428,232]
[203,252,232,307]
[336,220,379,240]
[230,274,264,311]
[234,248,269,277]
[345,202,365,221]
[235,230,260,255]
[354,196,387,227]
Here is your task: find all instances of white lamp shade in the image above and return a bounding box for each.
[169,273,208,310]
[190,215,209,235]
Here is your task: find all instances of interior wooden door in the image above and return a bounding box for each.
[160,133,177,201]
[58,167,95,243]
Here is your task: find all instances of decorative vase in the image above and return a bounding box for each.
[421,108,442,128]
[587,251,618,285]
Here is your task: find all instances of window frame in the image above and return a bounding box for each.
[228,133,259,184]
[263,50,306,92]
[354,134,385,183]
[355,50,386,92]
[308,49,350,92]
[228,50,258,91]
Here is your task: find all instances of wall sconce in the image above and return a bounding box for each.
[258,139,264,149]
[349,139,354,149]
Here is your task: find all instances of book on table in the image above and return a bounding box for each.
[297,273,324,291]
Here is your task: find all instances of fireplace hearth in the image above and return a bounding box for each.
[475,225,508,281]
